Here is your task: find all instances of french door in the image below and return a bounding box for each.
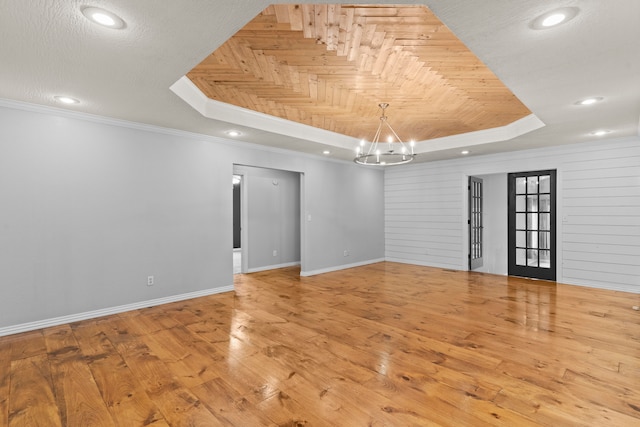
[508,170,556,281]
[468,176,483,270]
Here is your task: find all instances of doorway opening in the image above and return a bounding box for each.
[233,165,302,275]
[233,174,242,274]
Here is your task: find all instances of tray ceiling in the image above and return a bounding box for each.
[185,4,532,144]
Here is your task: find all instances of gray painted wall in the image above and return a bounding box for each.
[0,102,385,331]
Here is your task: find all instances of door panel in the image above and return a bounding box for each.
[508,170,556,280]
[469,176,483,270]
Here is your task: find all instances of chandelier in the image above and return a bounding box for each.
[354,103,415,166]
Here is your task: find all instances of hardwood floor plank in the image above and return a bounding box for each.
[192,377,276,426]
[111,339,224,426]
[71,321,169,427]
[561,368,640,420]
[44,325,115,427]
[1,262,639,425]
[8,330,46,361]
[0,342,11,427]
[8,355,62,426]
[135,326,224,388]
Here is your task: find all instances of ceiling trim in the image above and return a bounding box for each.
[417,114,545,153]
[170,76,357,149]
[170,75,545,155]
[0,97,352,165]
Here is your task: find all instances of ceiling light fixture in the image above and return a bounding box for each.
[225,130,242,137]
[355,103,415,166]
[54,96,79,105]
[81,7,125,29]
[590,130,611,136]
[323,150,331,155]
[542,13,566,27]
[531,7,578,30]
[576,97,603,106]
[461,150,470,155]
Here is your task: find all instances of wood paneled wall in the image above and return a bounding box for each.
[385,137,640,293]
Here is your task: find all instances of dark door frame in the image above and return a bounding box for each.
[507,170,557,281]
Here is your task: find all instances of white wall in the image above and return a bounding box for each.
[0,101,385,333]
[386,137,640,293]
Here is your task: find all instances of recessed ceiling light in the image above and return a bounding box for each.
[531,7,578,30]
[225,130,242,137]
[54,96,79,105]
[323,150,331,155]
[575,97,603,106]
[81,7,125,29]
[590,130,611,136]
[542,13,566,27]
[461,150,470,155]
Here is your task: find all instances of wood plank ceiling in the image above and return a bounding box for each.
[187,4,532,143]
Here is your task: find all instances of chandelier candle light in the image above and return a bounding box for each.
[354,103,415,166]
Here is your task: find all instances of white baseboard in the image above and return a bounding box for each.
[246,261,300,273]
[386,258,640,294]
[300,258,385,277]
[0,285,234,337]
[385,257,462,271]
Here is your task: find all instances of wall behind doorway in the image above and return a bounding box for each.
[233,176,241,249]
[473,173,507,276]
[233,165,300,272]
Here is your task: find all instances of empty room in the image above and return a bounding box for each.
[1,1,639,425]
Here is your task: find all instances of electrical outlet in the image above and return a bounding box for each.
[343,250,349,257]
[273,250,277,257]
[147,275,154,286]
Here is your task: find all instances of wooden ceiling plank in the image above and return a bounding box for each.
[314,5,328,46]
[308,74,318,101]
[347,16,365,62]
[298,71,310,98]
[211,42,240,70]
[253,49,273,84]
[288,65,301,94]
[337,7,355,57]
[288,4,303,31]
[273,4,290,24]
[357,47,372,71]
[187,3,531,142]
[326,4,341,51]
[279,62,295,92]
[371,36,395,75]
[325,81,334,106]
[301,4,315,39]
[332,83,342,107]
[266,55,284,86]
[317,77,327,103]
[360,20,377,48]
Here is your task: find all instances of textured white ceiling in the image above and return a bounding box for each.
[1,0,638,162]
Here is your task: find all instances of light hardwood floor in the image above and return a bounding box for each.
[1,262,639,426]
